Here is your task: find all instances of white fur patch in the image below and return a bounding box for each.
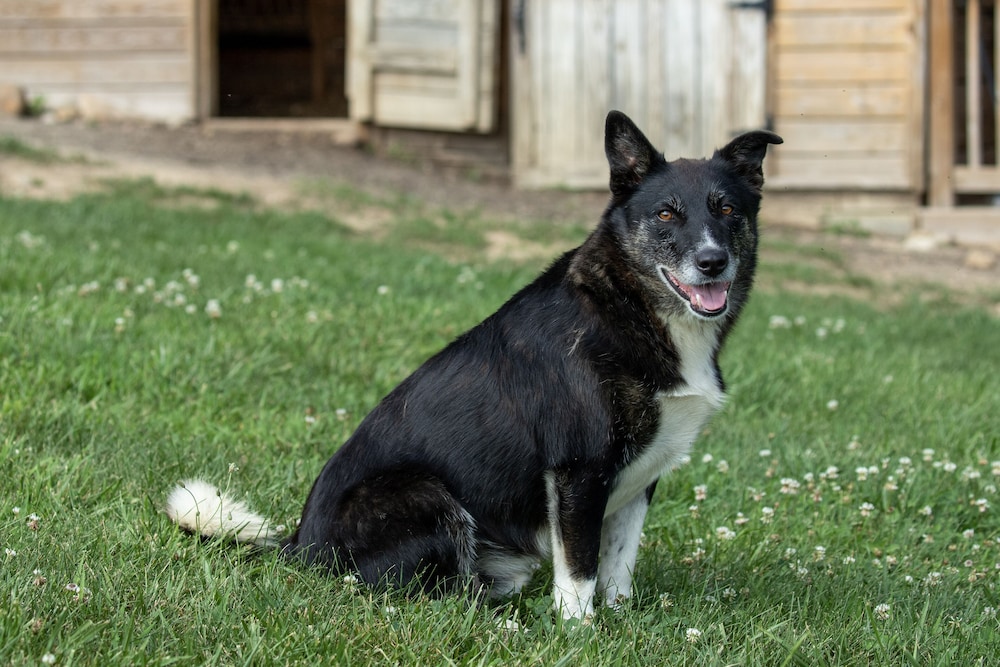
[607,318,725,516]
[477,548,540,598]
[545,472,596,619]
[598,492,649,607]
[164,479,279,547]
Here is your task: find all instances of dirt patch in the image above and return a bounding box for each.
[1,117,998,315]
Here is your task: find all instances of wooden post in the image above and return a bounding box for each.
[966,0,981,168]
[927,0,955,207]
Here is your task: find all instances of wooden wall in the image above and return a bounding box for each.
[511,0,768,189]
[0,0,196,122]
[768,0,924,191]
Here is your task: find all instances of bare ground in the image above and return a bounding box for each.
[1,117,998,315]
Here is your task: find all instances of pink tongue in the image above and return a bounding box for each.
[691,283,728,311]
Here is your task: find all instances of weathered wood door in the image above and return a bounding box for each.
[511,0,769,188]
[347,0,500,132]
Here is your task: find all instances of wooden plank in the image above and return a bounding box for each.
[917,207,1000,245]
[38,88,191,118]
[0,0,188,19]
[775,119,910,152]
[347,0,374,121]
[953,166,1000,193]
[0,55,190,84]
[580,0,611,167]
[773,13,912,47]
[453,0,479,129]
[967,0,982,168]
[906,0,926,191]
[927,0,955,206]
[728,0,767,134]
[474,0,499,133]
[774,0,909,10]
[700,0,728,148]
[610,0,645,127]
[376,23,457,49]
[0,25,186,53]
[375,0,460,22]
[662,0,698,158]
[775,84,909,117]
[767,155,912,189]
[370,46,457,74]
[776,50,910,83]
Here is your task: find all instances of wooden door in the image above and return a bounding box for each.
[511,0,769,188]
[348,0,500,132]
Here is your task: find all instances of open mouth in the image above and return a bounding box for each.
[659,268,730,317]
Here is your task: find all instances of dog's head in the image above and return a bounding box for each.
[603,110,781,322]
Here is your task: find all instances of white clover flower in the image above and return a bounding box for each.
[715,526,736,541]
[694,484,707,502]
[859,502,875,517]
[761,506,775,523]
[271,278,284,293]
[779,478,801,494]
[768,315,791,329]
[205,299,222,319]
[759,449,771,458]
[685,628,702,644]
[918,505,933,517]
[874,603,891,621]
[376,285,389,296]
[826,399,838,410]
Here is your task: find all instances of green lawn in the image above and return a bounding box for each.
[0,174,998,666]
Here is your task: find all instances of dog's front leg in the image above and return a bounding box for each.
[598,482,655,609]
[545,471,607,620]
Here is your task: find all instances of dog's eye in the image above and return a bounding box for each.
[657,210,674,222]
[720,204,734,215]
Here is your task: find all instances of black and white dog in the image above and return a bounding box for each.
[166,111,781,620]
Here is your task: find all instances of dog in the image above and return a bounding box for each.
[165,110,781,620]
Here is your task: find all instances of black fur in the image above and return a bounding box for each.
[171,111,781,618]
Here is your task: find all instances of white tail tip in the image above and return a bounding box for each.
[164,479,279,547]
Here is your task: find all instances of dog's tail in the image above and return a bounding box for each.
[164,479,280,548]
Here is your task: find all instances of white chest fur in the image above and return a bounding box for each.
[605,320,726,517]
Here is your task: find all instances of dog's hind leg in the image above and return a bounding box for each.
[336,471,477,594]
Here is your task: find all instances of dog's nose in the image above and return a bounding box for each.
[695,248,729,277]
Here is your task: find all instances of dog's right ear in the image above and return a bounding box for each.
[605,111,661,198]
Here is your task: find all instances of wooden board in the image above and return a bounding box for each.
[348,0,499,132]
[769,0,921,192]
[511,0,768,189]
[0,0,195,122]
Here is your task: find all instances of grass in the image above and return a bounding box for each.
[0,176,998,666]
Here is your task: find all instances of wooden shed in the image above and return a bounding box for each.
[0,0,996,245]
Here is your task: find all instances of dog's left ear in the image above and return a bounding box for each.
[716,130,783,193]
[605,110,661,198]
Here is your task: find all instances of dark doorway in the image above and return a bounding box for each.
[216,0,348,117]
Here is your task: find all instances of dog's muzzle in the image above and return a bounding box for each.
[659,267,731,318]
